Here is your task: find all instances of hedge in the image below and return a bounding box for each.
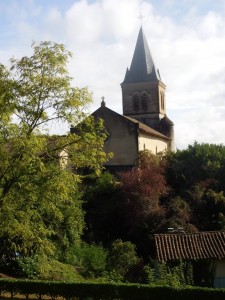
[0,278,225,300]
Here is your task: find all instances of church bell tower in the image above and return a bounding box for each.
[121,27,168,132]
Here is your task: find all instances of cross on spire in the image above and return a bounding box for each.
[137,12,145,25]
[101,96,106,107]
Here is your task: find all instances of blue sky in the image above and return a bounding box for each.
[153,0,223,18]
[1,0,225,149]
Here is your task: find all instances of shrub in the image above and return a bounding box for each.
[0,279,225,300]
[107,239,141,281]
[73,243,107,277]
[15,256,40,279]
[36,257,84,281]
[144,261,193,287]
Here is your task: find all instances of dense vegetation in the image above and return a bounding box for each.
[0,42,225,288]
[84,144,225,245]
[82,144,225,285]
[1,278,225,300]
[0,41,108,279]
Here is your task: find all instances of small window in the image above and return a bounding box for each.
[161,92,165,110]
[133,93,139,111]
[141,92,148,111]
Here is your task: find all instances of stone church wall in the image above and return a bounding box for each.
[93,108,139,166]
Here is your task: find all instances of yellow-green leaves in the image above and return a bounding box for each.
[0,41,108,262]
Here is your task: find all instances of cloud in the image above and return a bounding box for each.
[1,0,225,149]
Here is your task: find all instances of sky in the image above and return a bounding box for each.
[1,0,225,149]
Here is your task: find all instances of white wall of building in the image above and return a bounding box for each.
[138,133,168,154]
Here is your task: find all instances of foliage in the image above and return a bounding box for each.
[13,256,40,279]
[189,186,225,231]
[89,172,117,194]
[121,150,168,228]
[159,196,193,232]
[84,172,118,196]
[144,261,193,287]
[166,142,225,195]
[0,41,108,267]
[106,239,141,281]
[1,278,225,300]
[0,255,83,281]
[114,151,168,258]
[83,172,124,245]
[165,142,225,232]
[82,143,225,284]
[18,256,83,281]
[36,256,84,281]
[72,243,107,278]
[83,153,172,263]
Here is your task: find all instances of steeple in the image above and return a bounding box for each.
[121,26,167,132]
[122,27,161,84]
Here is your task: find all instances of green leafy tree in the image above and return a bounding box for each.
[166,142,225,195]
[165,142,225,231]
[83,172,124,245]
[0,41,108,267]
[189,186,225,231]
[107,239,141,281]
[160,196,192,232]
[72,242,107,278]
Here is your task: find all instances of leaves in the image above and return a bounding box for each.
[121,150,168,221]
[165,142,225,231]
[0,41,108,263]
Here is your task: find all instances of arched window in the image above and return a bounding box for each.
[133,93,139,111]
[141,92,148,111]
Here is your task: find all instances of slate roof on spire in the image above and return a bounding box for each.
[122,27,161,84]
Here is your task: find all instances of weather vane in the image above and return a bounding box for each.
[137,12,145,25]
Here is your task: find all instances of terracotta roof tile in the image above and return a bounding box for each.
[154,231,225,262]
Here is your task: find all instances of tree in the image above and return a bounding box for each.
[83,172,125,245]
[165,142,225,232]
[189,186,225,231]
[107,239,141,280]
[0,41,108,266]
[121,151,168,231]
[119,151,169,258]
[166,142,225,195]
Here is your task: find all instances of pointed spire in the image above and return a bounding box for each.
[123,27,160,83]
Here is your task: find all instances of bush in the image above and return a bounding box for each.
[0,255,83,282]
[107,239,141,281]
[73,243,107,278]
[144,261,193,287]
[36,257,84,281]
[15,256,39,279]
[0,279,225,300]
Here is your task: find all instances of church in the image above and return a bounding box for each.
[92,27,174,169]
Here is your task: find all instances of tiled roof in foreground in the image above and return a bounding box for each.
[154,231,225,262]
